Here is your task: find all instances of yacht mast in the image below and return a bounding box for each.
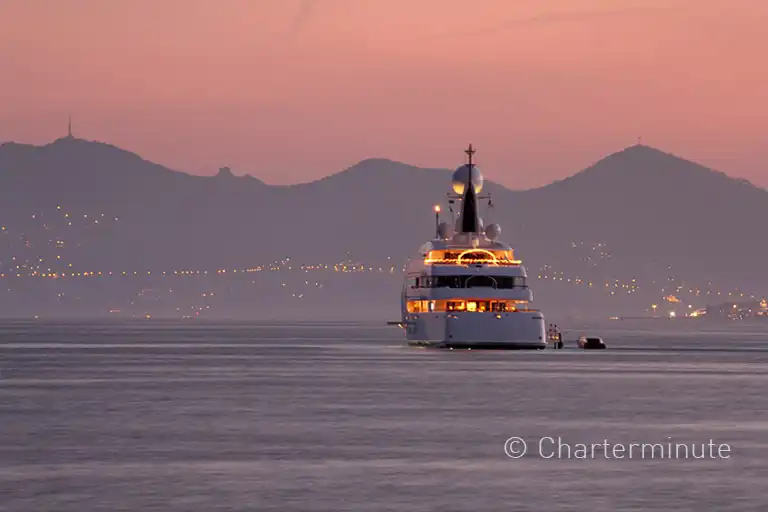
[459,144,481,234]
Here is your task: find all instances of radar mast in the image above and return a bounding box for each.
[459,144,481,234]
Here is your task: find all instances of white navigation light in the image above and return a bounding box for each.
[485,223,501,240]
[451,164,484,195]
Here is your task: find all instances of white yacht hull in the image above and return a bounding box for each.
[394,144,549,350]
[403,311,547,349]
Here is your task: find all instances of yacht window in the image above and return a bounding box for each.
[421,276,527,289]
[406,300,433,313]
[422,300,526,312]
[465,276,497,288]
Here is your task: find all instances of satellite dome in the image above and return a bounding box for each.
[451,165,484,195]
[437,221,453,239]
[485,223,501,240]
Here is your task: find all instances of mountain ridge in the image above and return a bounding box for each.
[1,135,766,318]
[7,137,763,194]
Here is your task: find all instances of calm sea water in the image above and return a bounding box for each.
[1,320,767,511]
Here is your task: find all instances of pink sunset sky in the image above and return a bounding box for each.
[1,0,766,189]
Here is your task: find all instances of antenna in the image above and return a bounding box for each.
[465,143,475,168]
[68,115,73,138]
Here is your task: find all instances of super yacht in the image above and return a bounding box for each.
[392,145,546,349]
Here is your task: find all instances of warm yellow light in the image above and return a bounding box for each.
[457,249,497,265]
[434,205,441,213]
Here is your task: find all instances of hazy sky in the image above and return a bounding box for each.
[1,0,767,189]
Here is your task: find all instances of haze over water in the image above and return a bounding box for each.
[2,321,767,511]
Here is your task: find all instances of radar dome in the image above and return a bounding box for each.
[485,223,501,240]
[437,221,453,239]
[451,164,484,195]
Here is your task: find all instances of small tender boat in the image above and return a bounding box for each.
[578,336,606,349]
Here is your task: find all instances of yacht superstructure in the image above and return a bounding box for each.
[396,145,546,349]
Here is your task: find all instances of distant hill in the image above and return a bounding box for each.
[1,136,766,318]
[512,145,768,284]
